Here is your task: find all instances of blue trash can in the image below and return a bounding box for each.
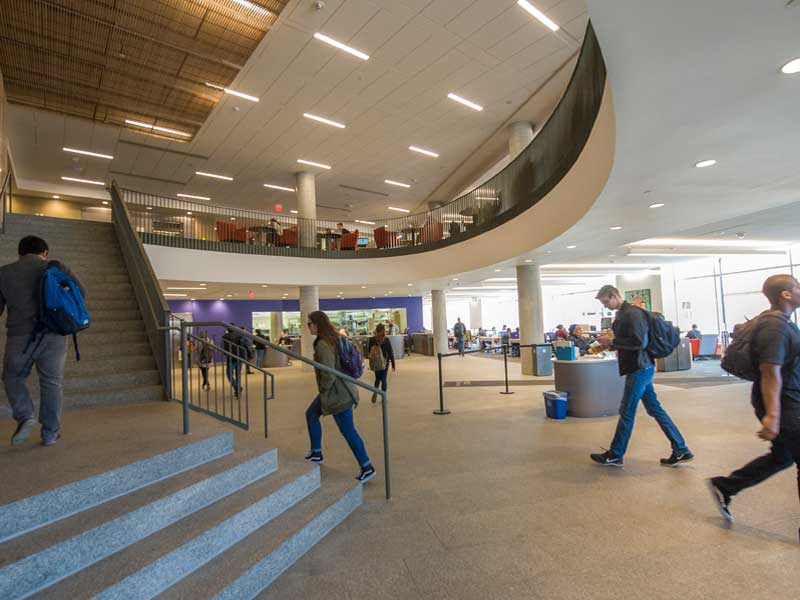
[544,390,568,419]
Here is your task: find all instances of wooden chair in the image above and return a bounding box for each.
[216,220,248,243]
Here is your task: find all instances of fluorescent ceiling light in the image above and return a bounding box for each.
[290,210,298,214]
[303,113,345,128]
[205,82,259,102]
[146,206,152,210]
[567,245,577,249]
[475,196,497,201]
[63,147,113,160]
[52,195,60,199]
[61,176,104,185]
[186,211,193,215]
[231,0,271,15]
[164,293,188,297]
[610,226,623,231]
[447,93,483,111]
[167,287,207,290]
[196,171,233,181]
[781,58,800,75]
[125,119,191,137]
[102,201,109,205]
[264,183,295,192]
[384,179,411,188]
[543,263,661,269]
[177,193,210,200]
[313,32,369,60]
[627,251,785,257]
[524,259,532,262]
[695,159,717,168]
[649,203,665,209]
[297,159,331,170]
[409,146,439,158]
[388,207,410,213]
[355,219,376,225]
[629,238,787,249]
[517,0,559,31]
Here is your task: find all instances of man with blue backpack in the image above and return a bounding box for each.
[589,284,693,467]
[0,235,87,447]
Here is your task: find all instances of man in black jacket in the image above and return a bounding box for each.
[590,285,693,467]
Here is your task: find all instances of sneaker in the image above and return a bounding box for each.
[305,450,323,462]
[590,449,623,467]
[356,464,376,483]
[371,393,377,404]
[11,418,36,446]
[42,432,61,447]
[707,478,733,523]
[660,451,695,467]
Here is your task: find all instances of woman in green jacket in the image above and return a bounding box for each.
[305,310,376,483]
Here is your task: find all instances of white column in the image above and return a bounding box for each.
[299,285,319,366]
[508,121,535,158]
[517,264,545,375]
[431,289,448,356]
[469,298,482,330]
[296,171,317,248]
[270,311,283,340]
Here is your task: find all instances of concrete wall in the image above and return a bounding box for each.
[9,195,87,220]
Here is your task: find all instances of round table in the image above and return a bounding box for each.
[553,357,625,417]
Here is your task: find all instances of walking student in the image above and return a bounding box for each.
[254,329,267,368]
[453,317,466,356]
[1,235,85,447]
[222,327,243,398]
[304,310,376,483]
[196,330,213,390]
[367,323,396,404]
[590,284,693,467]
[708,275,800,526]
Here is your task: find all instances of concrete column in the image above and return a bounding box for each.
[296,171,317,248]
[431,289,448,356]
[517,264,545,376]
[299,285,319,366]
[508,121,535,159]
[270,311,284,340]
[469,298,482,330]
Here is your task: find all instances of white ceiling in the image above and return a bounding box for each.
[7,0,589,220]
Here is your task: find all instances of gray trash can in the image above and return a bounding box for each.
[534,344,553,376]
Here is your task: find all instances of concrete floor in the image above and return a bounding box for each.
[2,353,799,598]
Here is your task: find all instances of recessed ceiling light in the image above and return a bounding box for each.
[290,210,298,214]
[303,113,346,128]
[524,259,533,263]
[164,293,188,297]
[297,159,331,170]
[167,287,207,290]
[781,58,800,75]
[125,119,191,137]
[261,285,268,288]
[52,195,60,199]
[355,219,376,225]
[177,193,211,200]
[649,203,665,209]
[230,217,236,221]
[102,201,109,205]
[63,147,113,160]
[610,226,623,231]
[567,245,577,249]
[313,32,369,60]
[517,0,559,32]
[205,82,259,102]
[695,159,717,168]
[361,286,367,289]
[196,171,233,181]
[61,176,104,185]
[447,93,483,111]
[186,211,192,215]
[200,283,206,286]
[388,207,410,213]
[230,0,271,15]
[384,179,411,188]
[409,146,439,158]
[452,278,459,281]
[407,283,413,286]
[494,269,502,272]
[227,294,233,297]
[146,206,152,210]
[219,298,225,301]
[264,183,295,192]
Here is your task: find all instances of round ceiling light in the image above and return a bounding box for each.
[781,58,800,75]
[695,159,717,168]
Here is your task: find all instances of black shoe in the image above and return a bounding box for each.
[356,464,376,483]
[660,451,695,467]
[371,393,377,404]
[42,432,61,447]
[590,450,623,467]
[305,450,323,462]
[707,478,733,523]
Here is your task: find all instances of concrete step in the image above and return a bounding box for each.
[62,384,165,410]
[90,309,142,322]
[76,329,147,346]
[81,274,131,286]
[0,449,278,599]
[82,319,144,333]
[85,296,138,310]
[0,432,234,543]
[61,369,161,393]
[84,284,134,299]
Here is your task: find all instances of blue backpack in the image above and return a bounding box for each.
[36,263,90,359]
[337,336,364,379]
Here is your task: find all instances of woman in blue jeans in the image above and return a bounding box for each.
[304,310,376,483]
[367,323,396,403]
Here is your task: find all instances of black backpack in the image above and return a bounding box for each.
[634,307,680,359]
[721,311,785,381]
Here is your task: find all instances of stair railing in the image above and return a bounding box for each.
[0,169,10,235]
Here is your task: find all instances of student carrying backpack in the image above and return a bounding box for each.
[367,323,396,404]
[721,311,788,381]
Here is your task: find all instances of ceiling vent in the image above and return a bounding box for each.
[338,184,389,197]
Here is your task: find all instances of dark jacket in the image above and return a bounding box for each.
[611,302,652,375]
[367,336,396,370]
[313,337,359,415]
[222,331,247,361]
[196,339,214,366]
[568,334,590,356]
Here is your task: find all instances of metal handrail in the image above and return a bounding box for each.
[186,320,392,500]
[0,170,10,235]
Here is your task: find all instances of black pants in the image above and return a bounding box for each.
[714,405,800,501]
[199,366,209,387]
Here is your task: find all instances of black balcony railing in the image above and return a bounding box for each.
[123,23,606,260]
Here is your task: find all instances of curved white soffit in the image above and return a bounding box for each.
[146,83,615,286]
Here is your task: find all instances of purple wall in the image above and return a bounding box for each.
[168,296,424,332]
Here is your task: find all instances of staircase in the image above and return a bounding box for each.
[0,432,362,599]
[0,213,164,414]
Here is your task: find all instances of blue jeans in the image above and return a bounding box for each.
[456,337,465,355]
[255,349,266,368]
[609,366,689,458]
[306,395,371,467]
[226,359,241,394]
[373,369,388,392]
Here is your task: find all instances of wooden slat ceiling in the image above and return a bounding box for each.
[0,0,288,140]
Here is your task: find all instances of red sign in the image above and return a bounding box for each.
[274,204,283,212]
[248,291,255,299]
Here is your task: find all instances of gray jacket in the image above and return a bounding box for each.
[0,255,86,337]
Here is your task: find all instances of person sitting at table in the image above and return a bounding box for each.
[568,324,591,356]
[685,324,702,339]
[278,330,292,345]
[267,218,282,245]
[448,220,461,238]
[336,222,350,235]
[555,324,569,339]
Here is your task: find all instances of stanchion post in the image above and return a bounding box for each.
[180,321,190,434]
[500,343,514,394]
[433,352,450,415]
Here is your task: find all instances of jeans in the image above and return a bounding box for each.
[609,366,689,458]
[456,337,465,355]
[305,395,371,467]
[256,349,266,369]
[226,359,241,394]
[199,366,209,387]
[2,333,67,437]
[373,369,388,392]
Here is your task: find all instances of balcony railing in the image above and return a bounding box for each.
[124,23,606,260]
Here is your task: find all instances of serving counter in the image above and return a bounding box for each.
[553,356,624,418]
